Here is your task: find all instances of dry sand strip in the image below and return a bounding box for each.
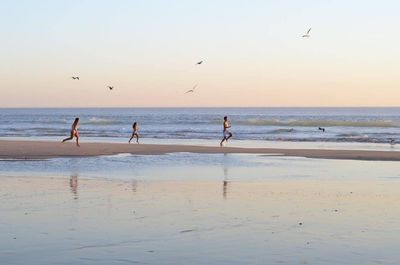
[0,140,400,161]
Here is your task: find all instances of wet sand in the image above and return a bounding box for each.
[1,176,400,265]
[1,140,400,161]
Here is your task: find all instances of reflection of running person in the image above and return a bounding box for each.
[62,117,80,147]
[220,116,233,146]
[129,122,140,144]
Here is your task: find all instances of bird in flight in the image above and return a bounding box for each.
[71,76,79,80]
[302,28,312,38]
[196,60,203,65]
[185,84,198,94]
[107,86,114,90]
[318,127,325,133]
[389,138,396,146]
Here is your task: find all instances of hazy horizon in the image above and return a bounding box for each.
[3,105,400,108]
[1,0,400,108]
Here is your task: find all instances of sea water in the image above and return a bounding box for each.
[1,107,400,144]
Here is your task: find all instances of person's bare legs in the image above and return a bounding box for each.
[129,133,135,144]
[220,137,227,147]
[135,133,139,144]
[62,132,74,143]
[220,132,233,146]
[75,132,80,147]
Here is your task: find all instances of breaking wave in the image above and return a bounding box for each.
[235,119,397,128]
[82,117,121,125]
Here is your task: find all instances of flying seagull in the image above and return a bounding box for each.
[185,84,198,94]
[318,127,325,133]
[196,60,203,65]
[71,76,79,80]
[302,28,311,38]
[107,86,114,90]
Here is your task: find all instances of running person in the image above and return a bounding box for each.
[129,122,140,144]
[220,116,233,146]
[62,117,80,147]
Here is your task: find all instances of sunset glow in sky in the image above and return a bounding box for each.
[1,0,400,107]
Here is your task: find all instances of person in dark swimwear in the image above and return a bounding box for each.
[62,117,80,147]
[129,122,140,144]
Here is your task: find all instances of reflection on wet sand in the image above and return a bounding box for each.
[131,179,138,193]
[223,154,230,200]
[2,176,400,265]
[223,179,229,200]
[69,175,78,200]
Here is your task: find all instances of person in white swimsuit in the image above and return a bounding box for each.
[220,116,232,146]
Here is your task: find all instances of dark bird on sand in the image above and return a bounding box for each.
[196,60,203,65]
[107,86,114,90]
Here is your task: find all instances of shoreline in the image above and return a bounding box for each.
[1,140,400,161]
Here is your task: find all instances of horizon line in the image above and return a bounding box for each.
[2,106,400,109]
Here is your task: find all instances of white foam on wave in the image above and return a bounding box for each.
[236,118,398,128]
[83,117,120,125]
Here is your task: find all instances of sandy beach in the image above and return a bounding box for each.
[1,139,400,161]
[2,145,400,264]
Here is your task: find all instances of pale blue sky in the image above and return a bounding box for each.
[1,0,400,107]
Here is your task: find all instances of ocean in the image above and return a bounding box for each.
[0,107,399,144]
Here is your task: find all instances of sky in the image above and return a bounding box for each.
[1,0,400,107]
